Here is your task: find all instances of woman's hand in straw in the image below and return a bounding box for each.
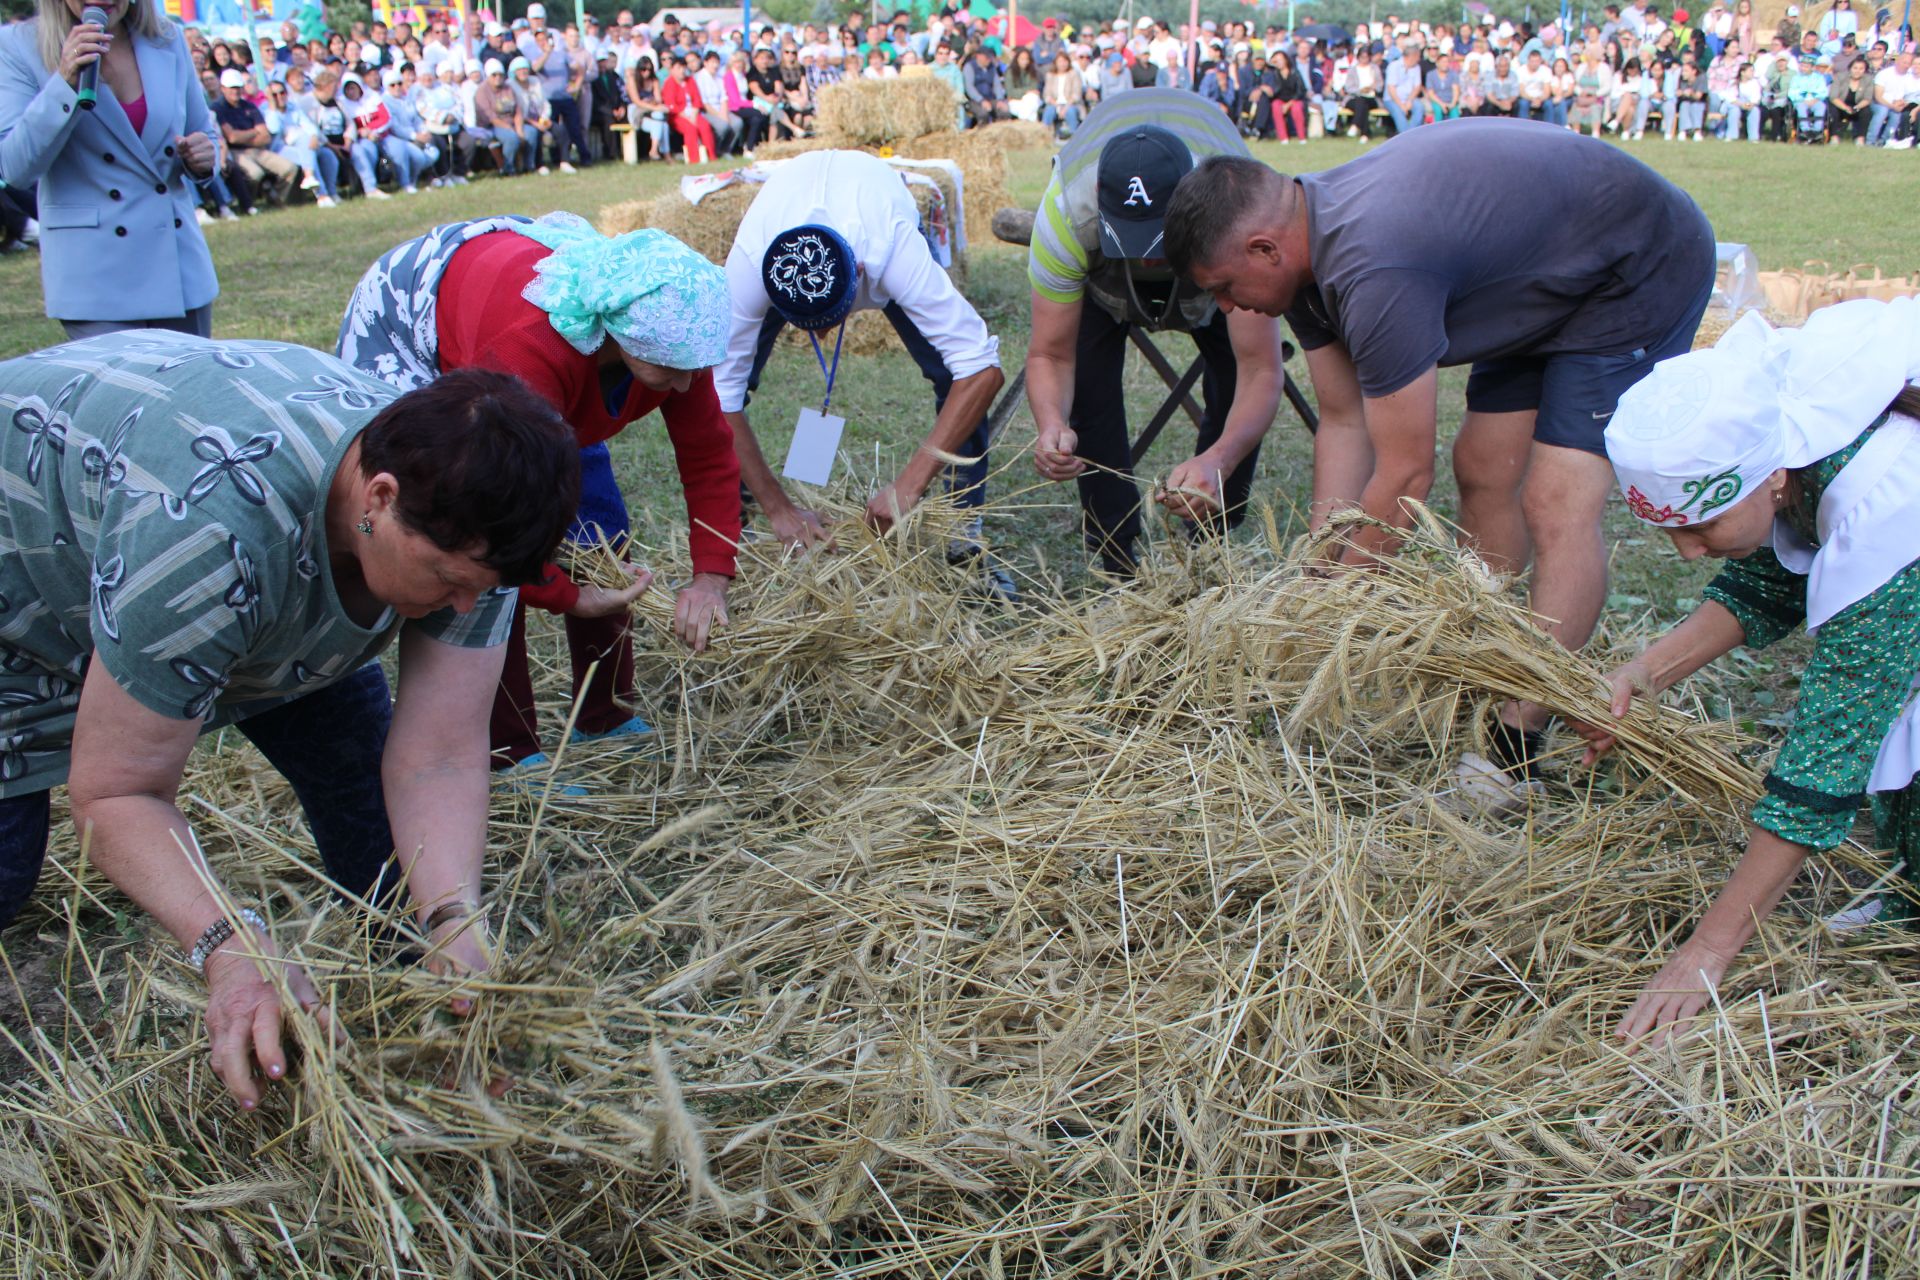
[1033,423,1084,481]
[421,909,513,1097]
[1567,659,1655,766]
[1157,455,1224,522]
[204,926,339,1110]
[673,571,730,653]
[864,480,920,534]
[568,564,653,619]
[1616,931,1736,1051]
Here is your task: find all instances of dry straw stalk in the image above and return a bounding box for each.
[5,498,1916,1280]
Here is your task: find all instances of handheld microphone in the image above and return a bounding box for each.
[76,6,109,110]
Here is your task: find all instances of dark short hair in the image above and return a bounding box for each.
[1164,155,1284,279]
[357,368,580,587]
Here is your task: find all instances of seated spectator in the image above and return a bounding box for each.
[473,59,527,172]
[589,49,628,160]
[1762,39,1794,137]
[660,53,717,162]
[1517,48,1552,118]
[1671,49,1710,136]
[1788,50,1830,137]
[1041,51,1085,138]
[1727,59,1764,137]
[1548,55,1576,126]
[1384,37,1429,131]
[1097,49,1132,101]
[422,61,477,183]
[1829,54,1873,141]
[862,47,896,79]
[1426,51,1465,119]
[214,68,298,205]
[1269,50,1310,141]
[1483,52,1522,114]
[725,50,767,155]
[1868,48,1916,146]
[779,48,816,133]
[964,46,1009,126]
[513,57,571,173]
[379,67,442,190]
[1006,46,1042,120]
[1570,47,1612,133]
[931,43,967,130]
[264,77,336,205]
[1459,55,1488,113]
[1343,45,1383,139]
[693,51,742,153]
[1200,59,1237,116]
[1609,55,1654,133]
[624,57,673,158]
[337,73,393,196]
[744,48,793,142]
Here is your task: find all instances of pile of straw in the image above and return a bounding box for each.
[812,75,959,145]
[8,499,1920,1280]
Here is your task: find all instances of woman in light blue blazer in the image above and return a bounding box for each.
[0,0,221,338]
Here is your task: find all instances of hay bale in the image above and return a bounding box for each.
[595,197,651,237]
[814,75,958,146]
[896,127,1015,238]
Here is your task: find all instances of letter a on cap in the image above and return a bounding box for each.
[1125,175,1152,207]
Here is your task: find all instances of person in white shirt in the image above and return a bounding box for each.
[1516,47,1553,118]
[714,151,1008,591]
[1869,50,1918,146]
[692,49,740,154]
[420,61,474,186]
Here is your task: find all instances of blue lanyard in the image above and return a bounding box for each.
[808,320,848,416]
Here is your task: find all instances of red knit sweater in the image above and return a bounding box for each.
[436,231,741,613]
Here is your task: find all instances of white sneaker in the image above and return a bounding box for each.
[315,194,337,208]
[1889,137,1915,150]
[243,206,259,216]
[1347,125,1359,137]
[558,161,578,173]
[1446,752,1546,817]
[365,188,392,199]
[218,207,240,221]
[538,164,551,175]
[20,217,39,244]
[401,185,419,195]
[194,207,214,226]
[300,171,319,190]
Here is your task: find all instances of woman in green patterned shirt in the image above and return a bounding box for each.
[1571,297,1920,1050]
[0,331,579,1108]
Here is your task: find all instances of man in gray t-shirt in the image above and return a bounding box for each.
[1164,118,1714,794]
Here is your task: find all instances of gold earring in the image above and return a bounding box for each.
[356,515,374,535]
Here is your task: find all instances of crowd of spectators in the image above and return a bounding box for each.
[4,0,1910,246]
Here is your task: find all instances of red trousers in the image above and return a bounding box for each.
[1274,100,1307,140]
[670,112,717,162]
[489,602,635,766]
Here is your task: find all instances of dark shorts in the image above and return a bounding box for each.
[1462,275,1715,456]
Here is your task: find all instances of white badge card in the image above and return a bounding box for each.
[783,407,846,487]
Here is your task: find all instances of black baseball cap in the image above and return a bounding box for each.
[1096,126,1194,261]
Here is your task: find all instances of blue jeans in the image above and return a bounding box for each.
[310,144,340,196]
[484,125,521,171]
[1867,102,1895,145]
[637,113,671,158]
[1041,102,1083,134]
[1543,99,1569,127]
[1726,103,1761,138]
[382,136,439,188]
[1677,100,1706,132]
[548,93,590,164]
[349,137,382,192]
[1794,101,1826,134]
[0,664,400,930]
[1384,94,1427,132]
[743,304,991,510]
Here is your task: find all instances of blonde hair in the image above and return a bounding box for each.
[36,0,176,77]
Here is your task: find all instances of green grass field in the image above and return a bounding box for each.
[1,134,1914,656]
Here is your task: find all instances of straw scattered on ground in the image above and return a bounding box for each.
[5,498,1918,1280]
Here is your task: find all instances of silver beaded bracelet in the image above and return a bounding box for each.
[187,908,268,975]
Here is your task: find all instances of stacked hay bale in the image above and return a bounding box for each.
[12,499,1920,1279]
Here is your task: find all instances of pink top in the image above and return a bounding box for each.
[122,93,147,135]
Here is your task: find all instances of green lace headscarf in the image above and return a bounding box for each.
[512,212,729,370]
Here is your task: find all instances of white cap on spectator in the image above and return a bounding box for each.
[1095,34,1113,49]
[381,67,404,86]
[527,2,547,18]
[438,59,462,77]
[1785,4,1798,12]
[1136,16,1155,29]
[484,21,504,35]
[218,68,248,88]
[486,57,506,75]
[1200,19,1217,31]
[509,54,531,71]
